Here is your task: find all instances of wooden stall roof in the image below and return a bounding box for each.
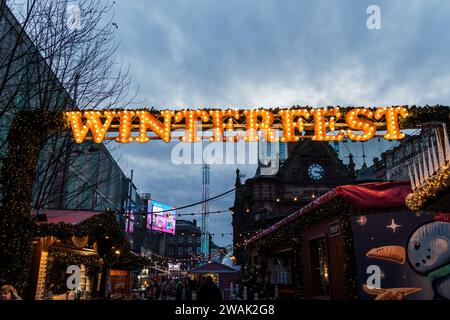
[246,181,412,245]
[189,262,239,274]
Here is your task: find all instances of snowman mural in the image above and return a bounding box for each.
[406,219,450,300]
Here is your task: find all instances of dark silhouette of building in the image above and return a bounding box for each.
[140,219,202,269]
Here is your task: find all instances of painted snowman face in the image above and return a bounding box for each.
[407,222,450,274]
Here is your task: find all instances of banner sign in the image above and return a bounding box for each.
[147,200,176,235]
[65,107,408,143]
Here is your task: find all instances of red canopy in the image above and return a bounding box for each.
[246,181,412,245]
[33,209,100,224]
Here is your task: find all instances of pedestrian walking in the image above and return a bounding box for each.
[184,278,192,300]
[160,279,168,300]
[175,280,184,300]
[197,276,222,302]
[147,283,156,300]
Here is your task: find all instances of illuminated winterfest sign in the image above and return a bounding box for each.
[65,106,409,143]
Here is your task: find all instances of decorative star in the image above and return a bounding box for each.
[386,219,402,233]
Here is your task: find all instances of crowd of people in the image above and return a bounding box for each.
[139,275,222,301]
[0,275,222,301]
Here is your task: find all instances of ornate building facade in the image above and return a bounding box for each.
[231,140,354,264]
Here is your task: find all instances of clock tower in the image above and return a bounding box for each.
[307,163,325,181]
[231,140,353,264]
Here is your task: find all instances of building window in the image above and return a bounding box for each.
[81,190,91,208]
[94,192,102,208]
[168,247,174,256]
[188,247,193,254]
[188,236,193,243]
[178,235,184,243]
[178,247,183,256]
[169,236,175,243]
[271,257,291,285]
[197,246,201,253]
[310,237,330,297]
[196,236,201,243]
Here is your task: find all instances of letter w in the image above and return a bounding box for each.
[66,111,115,143]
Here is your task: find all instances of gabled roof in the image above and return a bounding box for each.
[189,262,239,274]
[246,181,412,245]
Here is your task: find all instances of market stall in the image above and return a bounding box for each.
[246,181,450,300]
[189,262,240,300]
[30,209,151,300]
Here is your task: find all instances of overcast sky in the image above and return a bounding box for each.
[104,0,450,247]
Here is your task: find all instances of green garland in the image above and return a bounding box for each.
[0,110,66,294]
[398,105,450,127]
[406,162,450,211]
[36,209,124,253]
[47,250,102,276]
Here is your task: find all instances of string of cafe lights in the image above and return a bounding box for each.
[233,229,265,249]
[126,209,234,226]
[131,193,318,221]
[135,232,258,265]
[146,249,229,264]
[121,186,244,215]
[147,252,208,264]
[175,209,231,217]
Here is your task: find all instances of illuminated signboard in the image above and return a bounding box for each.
[65,107,409,144]
[147,200,176,235]
[168,263,181,271]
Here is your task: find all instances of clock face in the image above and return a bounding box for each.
[308,164,325,181]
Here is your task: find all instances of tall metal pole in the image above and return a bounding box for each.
[201,164,210,259]
[126,170,134,238]
[362,142,367,166]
